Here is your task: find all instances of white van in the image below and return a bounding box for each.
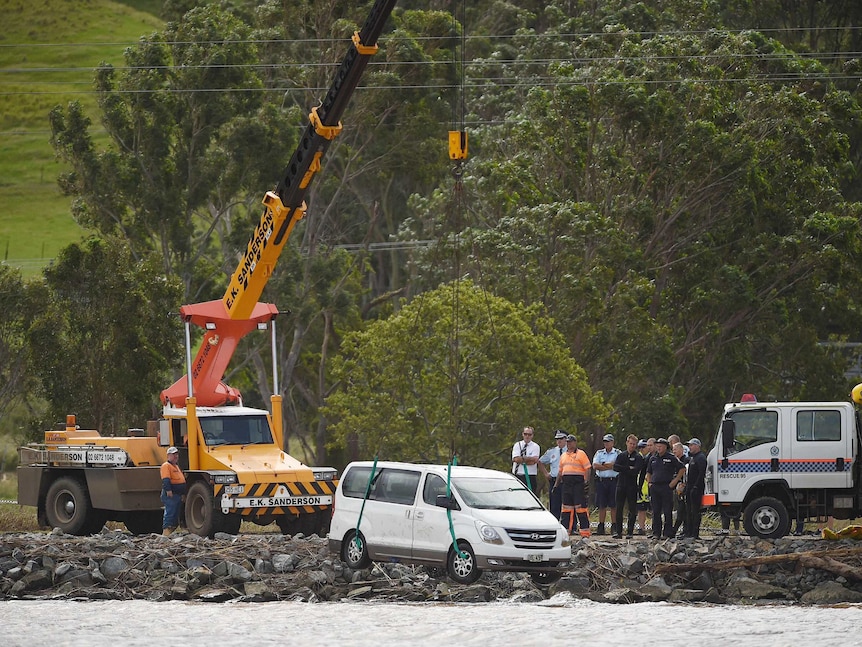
[328,461,571,585]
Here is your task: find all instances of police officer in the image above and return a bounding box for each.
[592,433,621,535]
[684,438,707,539]
[539,429,568,520]
[612,434,645,538]
[645,438,685,539]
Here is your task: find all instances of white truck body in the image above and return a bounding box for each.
[704,397,861,538]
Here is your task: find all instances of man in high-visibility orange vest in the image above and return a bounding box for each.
[554,434,592,537]
[160,446,186,536]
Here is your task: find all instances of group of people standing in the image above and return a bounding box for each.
[511,427,707,540]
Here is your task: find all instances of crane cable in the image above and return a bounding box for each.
[445,1,469,563]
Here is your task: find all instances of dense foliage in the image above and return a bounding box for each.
[3,0,862,465]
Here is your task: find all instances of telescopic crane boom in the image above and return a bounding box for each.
[161,0,398,408]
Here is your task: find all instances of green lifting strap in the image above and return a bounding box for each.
[446,455,468,559]
[353,456,379,551]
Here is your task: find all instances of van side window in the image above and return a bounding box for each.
[423,474,449,505]
[797,410,841,442]
[341,466,379,499]
[377,469,420,505]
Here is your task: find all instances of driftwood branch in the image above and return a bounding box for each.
[655,545,862,580]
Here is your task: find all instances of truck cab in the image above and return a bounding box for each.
[705,395,861,538]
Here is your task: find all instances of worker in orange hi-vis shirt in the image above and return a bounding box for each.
[555,434,592,537]
[160,447,186,536]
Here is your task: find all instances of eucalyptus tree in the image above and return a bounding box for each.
[325,279,610,468]
[49,5,292,302]
[0,265,40,438]
[27,238,183,436]
[407,24,862,440]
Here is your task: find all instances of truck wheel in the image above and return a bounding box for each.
[218,513,242,535]
[45,477,96,535]
[342,530,371,569]
[185,482,217,537]
[743,496,790,539]
[448,540,481,584]
[125,511,163,535]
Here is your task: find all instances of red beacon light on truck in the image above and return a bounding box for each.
[740,393,758,403]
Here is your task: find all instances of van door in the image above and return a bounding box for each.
[366,468,421,561]
[412,473,458,564]
[789,406,853,489]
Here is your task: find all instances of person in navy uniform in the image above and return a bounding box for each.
[612,434,645,538]
[684,438,708,539]
[645,438,685,539]
[539,429,568,520]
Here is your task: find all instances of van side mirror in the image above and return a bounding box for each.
[721,418,735,454]
[436,494,457,510]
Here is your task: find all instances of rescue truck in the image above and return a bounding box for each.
[17,0,399,537]
[703,390,862,538]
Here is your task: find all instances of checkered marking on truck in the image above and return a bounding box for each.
[719,459,852,473]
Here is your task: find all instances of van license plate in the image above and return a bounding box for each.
[526,553,544,562]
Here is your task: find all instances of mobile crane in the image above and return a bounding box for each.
[17,0,399,537]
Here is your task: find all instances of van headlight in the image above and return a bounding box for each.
[476,521,503,544]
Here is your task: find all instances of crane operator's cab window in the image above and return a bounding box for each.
[199,415,273,446]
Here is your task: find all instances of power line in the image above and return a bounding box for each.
[3,24,862,48]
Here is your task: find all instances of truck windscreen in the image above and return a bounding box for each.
[199,415,273,446]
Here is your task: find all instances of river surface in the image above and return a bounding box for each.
[2,596,861,646]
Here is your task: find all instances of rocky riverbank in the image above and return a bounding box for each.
[3,528,862,604]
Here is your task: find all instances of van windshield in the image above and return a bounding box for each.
[452,477,544,510]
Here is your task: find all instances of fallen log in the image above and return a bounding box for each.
[654,545,862,577]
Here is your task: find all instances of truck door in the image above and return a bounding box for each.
[411,473,457,563]
[789,406,853,489]
[718,407,786,503]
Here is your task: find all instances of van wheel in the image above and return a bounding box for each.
[530,571,562,587]
[743,496,790,539]
[342,530,371,569]
[448,541,481,584]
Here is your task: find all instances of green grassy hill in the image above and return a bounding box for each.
[0,0,163,277]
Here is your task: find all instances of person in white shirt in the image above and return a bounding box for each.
[512,426,540,490]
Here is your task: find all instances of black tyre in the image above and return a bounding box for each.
[743,496,790,539]
[185,481,217,537]
[341,530,372,569]
[218,513,242,535]
[530,571,562,587]
[276,514,299,535]
[45,477,96,535]
[125,510,163,535]
[447,541,481,584]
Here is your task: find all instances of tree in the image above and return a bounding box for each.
[28,239,183,434]
[49,5,294,301]
[324,279,610,468]
[406,26,862,441]
[0,265,40,437]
